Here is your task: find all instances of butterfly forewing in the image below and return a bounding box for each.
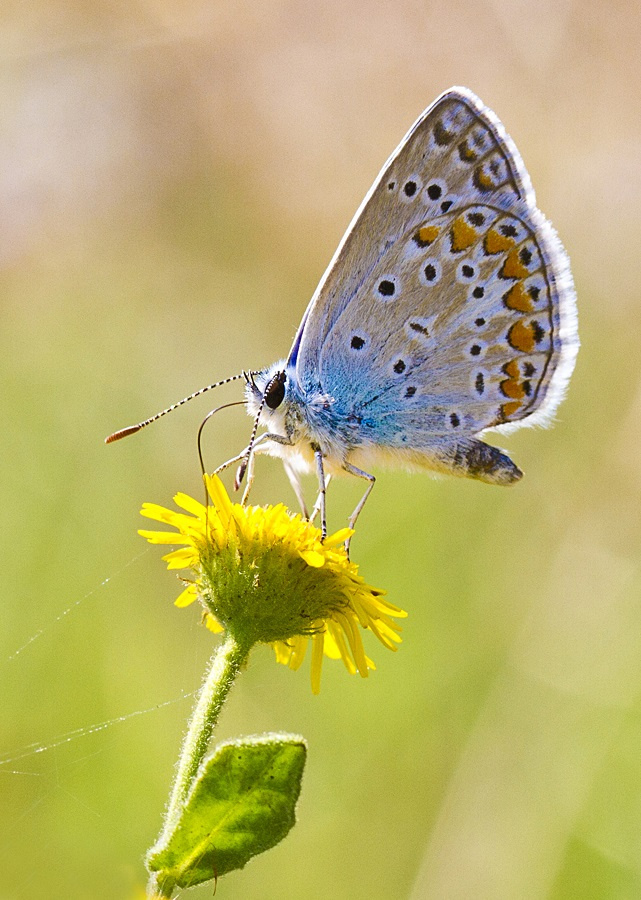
[291,88,577,446]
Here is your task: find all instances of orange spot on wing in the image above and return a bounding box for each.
[459,140,477,161]
[501,401,522,419]
[500,378,526,400]
[450,217,477,252]
[503,281,534,313]
[416,225,440,246]
[500,250,530,280]
[475,167,495,190]
[484,229,514,254]
[507,320,536,354]
[502,359,520,378]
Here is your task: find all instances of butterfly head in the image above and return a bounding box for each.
[245,362,289,426]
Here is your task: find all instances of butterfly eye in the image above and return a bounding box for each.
[264,371,286,409]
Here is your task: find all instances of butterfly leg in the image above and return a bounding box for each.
[240,447,257,505]
[312,445,327,541]
[214,451,245,475]
[283,458,309,519]
[239,432,296,504]
[343,461,376,552]
[310,474,331,525]
[213,431,272,478]
[214,432,292,487]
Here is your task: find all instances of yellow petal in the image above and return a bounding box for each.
[335,610,369,677]
[347,593,371,628]
[322,628,343,660]
[367,595,406,617]
[273,640,293,665]
[204,474,233,526]
[173,492,207,518]
[367,617,400,650]
[323,527,353,548]
[139,503,180,524]
[204,613,224,633]
[137,530,192,545]
[375,617,403,640]
[310,632,325,694]
[285,635,308,670]
[162,548,198,569]
[326,620,357,673]
[174,585,198,607]
[298,549,325,568]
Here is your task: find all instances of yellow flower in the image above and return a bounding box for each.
[139,475,406,693]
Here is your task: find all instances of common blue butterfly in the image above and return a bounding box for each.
[108,88,578,541]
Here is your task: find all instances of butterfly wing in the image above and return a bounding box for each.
[288,88,577,449]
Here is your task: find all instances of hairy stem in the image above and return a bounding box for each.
[146,634,249,897]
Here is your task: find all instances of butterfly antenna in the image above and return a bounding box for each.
[234,392,267,491]
[234,369,286,491]
[105,373,247,443]
[197,401,246,478]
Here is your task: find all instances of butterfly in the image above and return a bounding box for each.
[108,87,578,543]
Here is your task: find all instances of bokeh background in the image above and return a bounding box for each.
[2,2,640,898]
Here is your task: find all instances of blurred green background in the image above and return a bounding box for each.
[2,2,640,898]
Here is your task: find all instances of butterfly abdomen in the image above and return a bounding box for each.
[449,439,522,485]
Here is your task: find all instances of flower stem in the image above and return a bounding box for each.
[146,633,249,898]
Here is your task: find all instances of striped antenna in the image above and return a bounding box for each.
[234,370,285,490]
[234,393,267,490]
[105,372,248,443]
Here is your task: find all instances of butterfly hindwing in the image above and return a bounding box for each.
[319,204,557,437]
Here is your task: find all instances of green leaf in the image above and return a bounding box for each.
[147,733,307,890]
